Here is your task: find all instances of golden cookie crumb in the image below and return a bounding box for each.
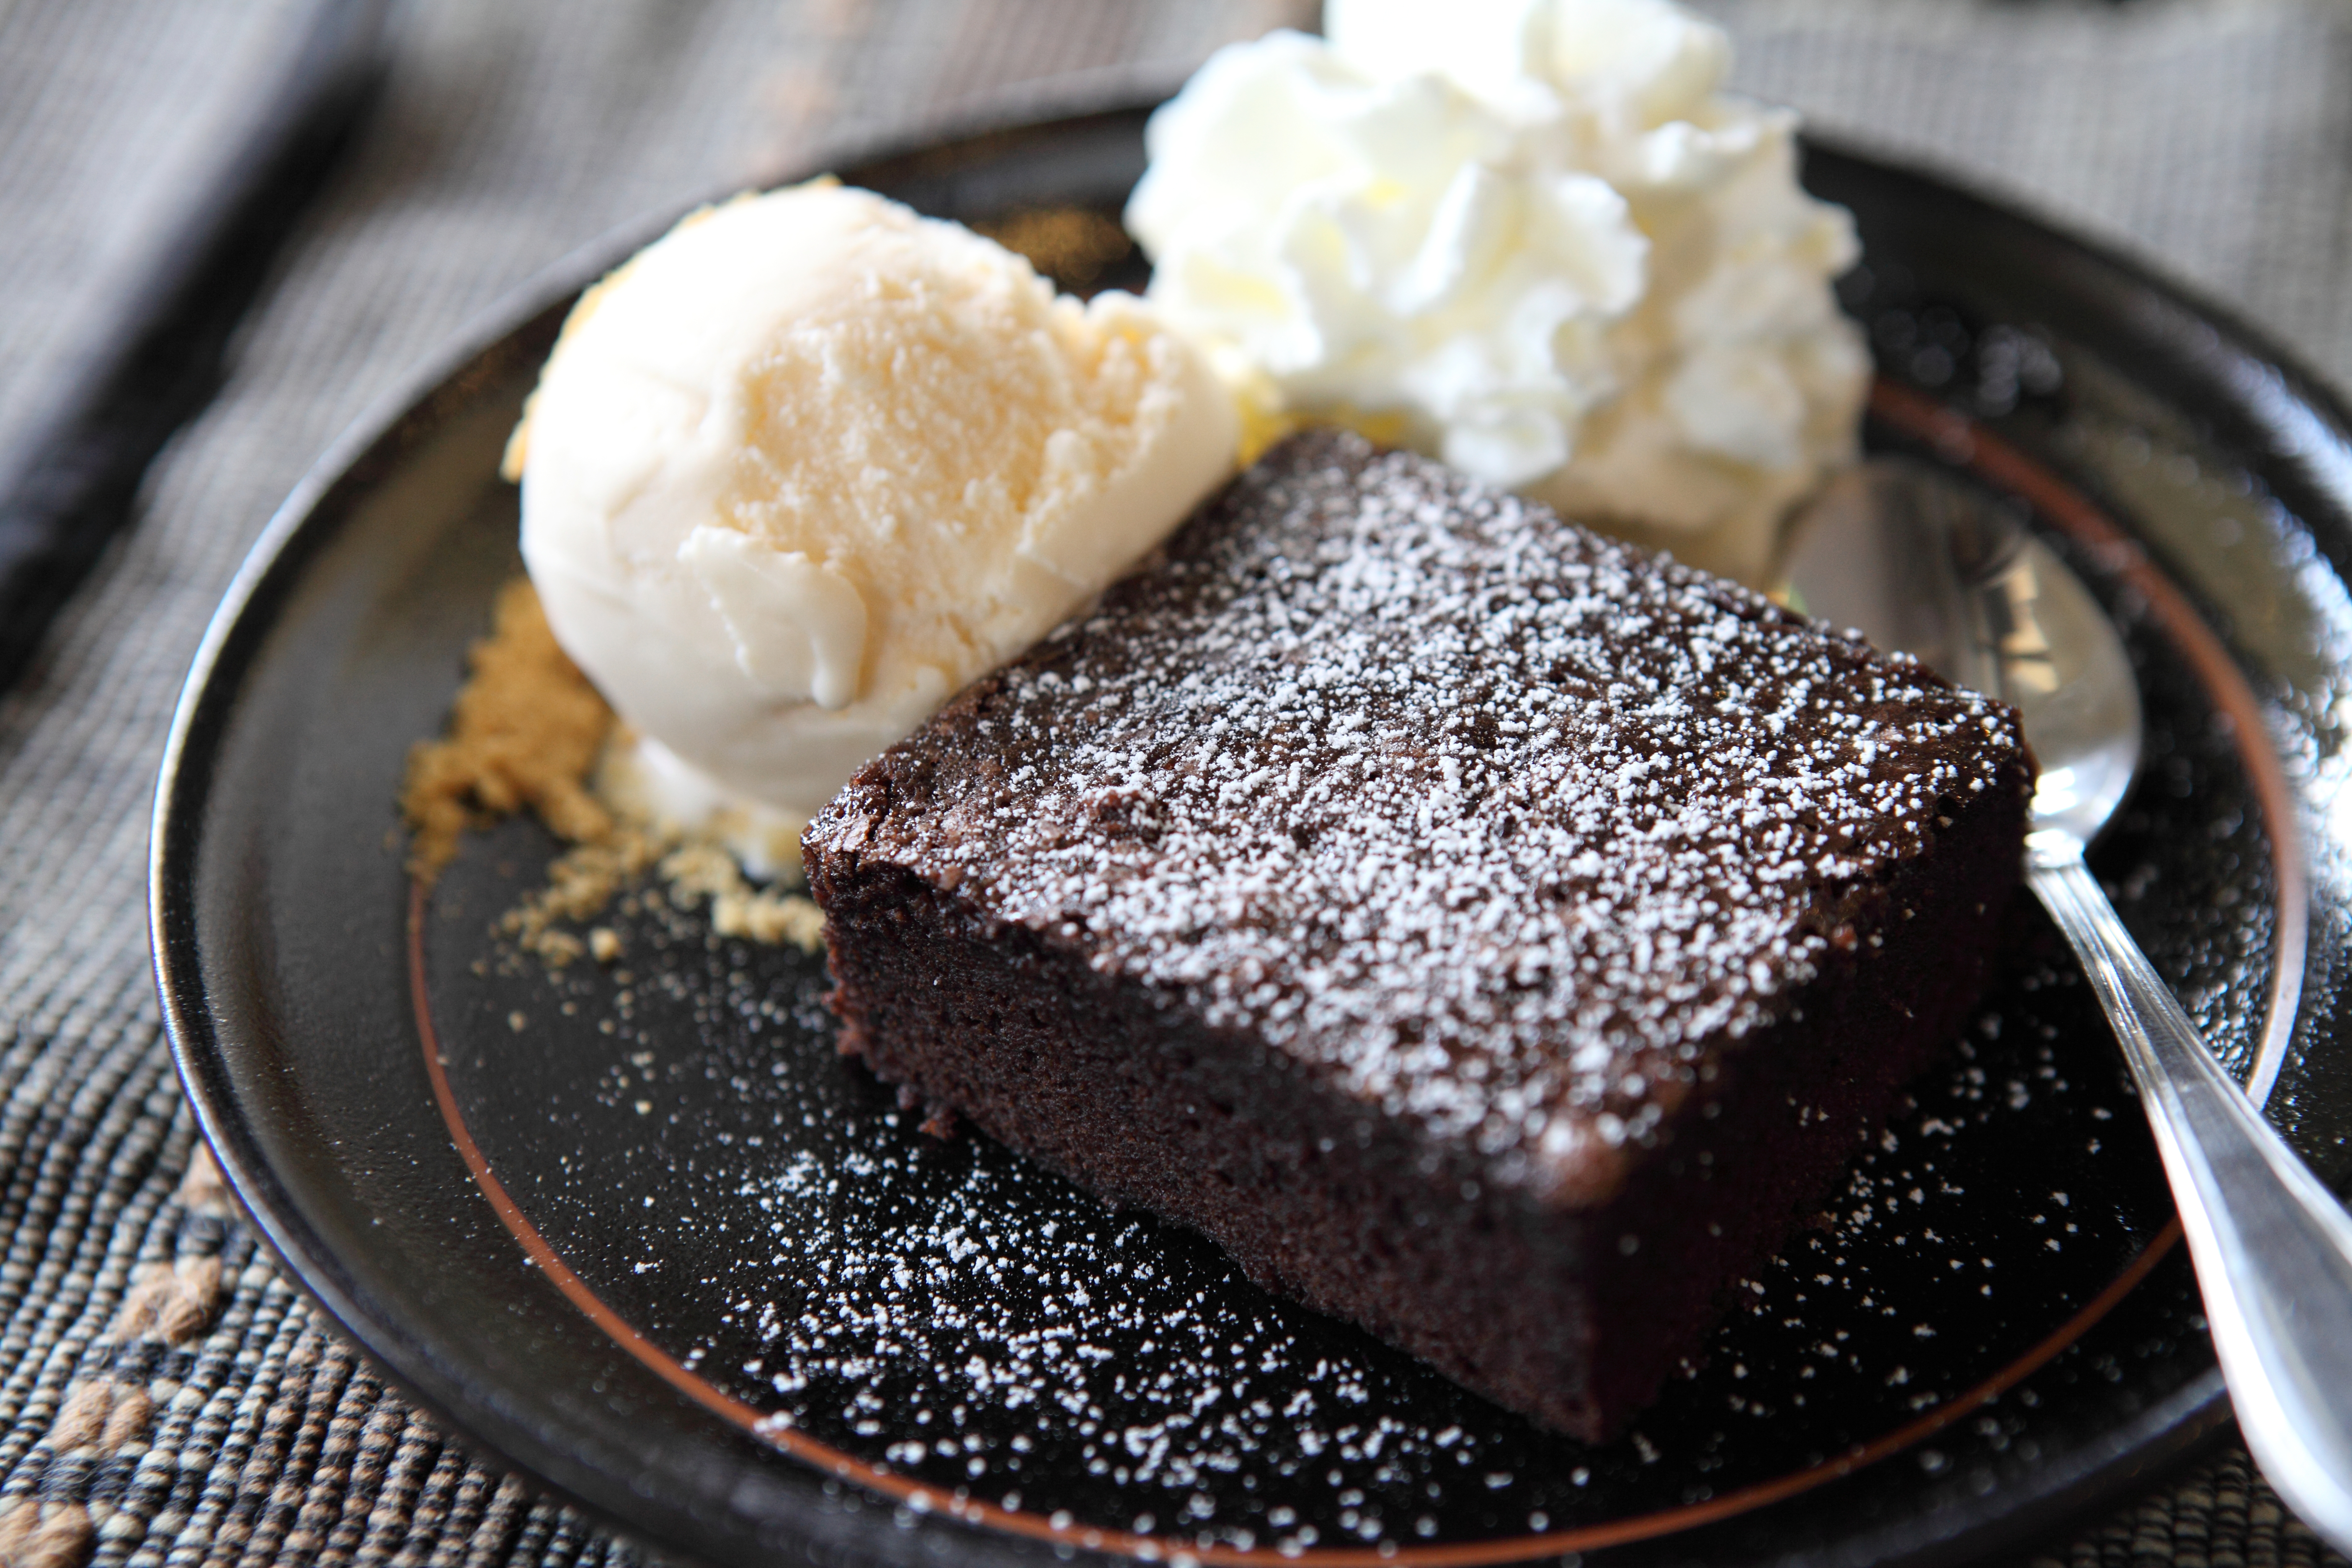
[497,828,660,966]
[661,844,826,955]
[975,206,1132,288]
[404,577,827,959]
[400,578,613,879]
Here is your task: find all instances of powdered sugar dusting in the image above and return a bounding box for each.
[816,432,2024,1176]
[434,808,2161,1546]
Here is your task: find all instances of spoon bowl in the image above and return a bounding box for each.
[1784,460,2140,854]
[1787,459,2352,1556]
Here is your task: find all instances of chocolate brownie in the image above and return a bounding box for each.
[804,430,2032,1440]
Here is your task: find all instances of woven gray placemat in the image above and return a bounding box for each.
[0,2,2343,1564]
[1700,0,2352,400]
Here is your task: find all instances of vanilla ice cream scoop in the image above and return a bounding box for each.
[511,183,1238,843]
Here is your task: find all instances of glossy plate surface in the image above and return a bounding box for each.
[152,107,2352,1568]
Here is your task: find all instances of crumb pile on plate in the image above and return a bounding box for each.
[402,578,613,881]
[805,431,2033,1439]
[398,579,824,964]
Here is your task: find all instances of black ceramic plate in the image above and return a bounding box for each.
[152,105,2352,1568]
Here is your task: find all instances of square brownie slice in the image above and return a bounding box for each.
[804,430,2032,1439]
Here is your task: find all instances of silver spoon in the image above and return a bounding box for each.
[1786,460,2352,1554]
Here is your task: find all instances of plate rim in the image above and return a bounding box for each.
[149,103,2352,1568]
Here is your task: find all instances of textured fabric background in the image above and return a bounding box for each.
[0,1,2345,1564]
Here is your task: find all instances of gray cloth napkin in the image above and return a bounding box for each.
[0,1,2343,1564]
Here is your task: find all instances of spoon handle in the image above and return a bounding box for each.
[2030,852,2352,1553]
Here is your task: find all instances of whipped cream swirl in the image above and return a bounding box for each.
[1125,0,1869,584]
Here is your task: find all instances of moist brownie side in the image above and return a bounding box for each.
[805,430,2033,1440]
